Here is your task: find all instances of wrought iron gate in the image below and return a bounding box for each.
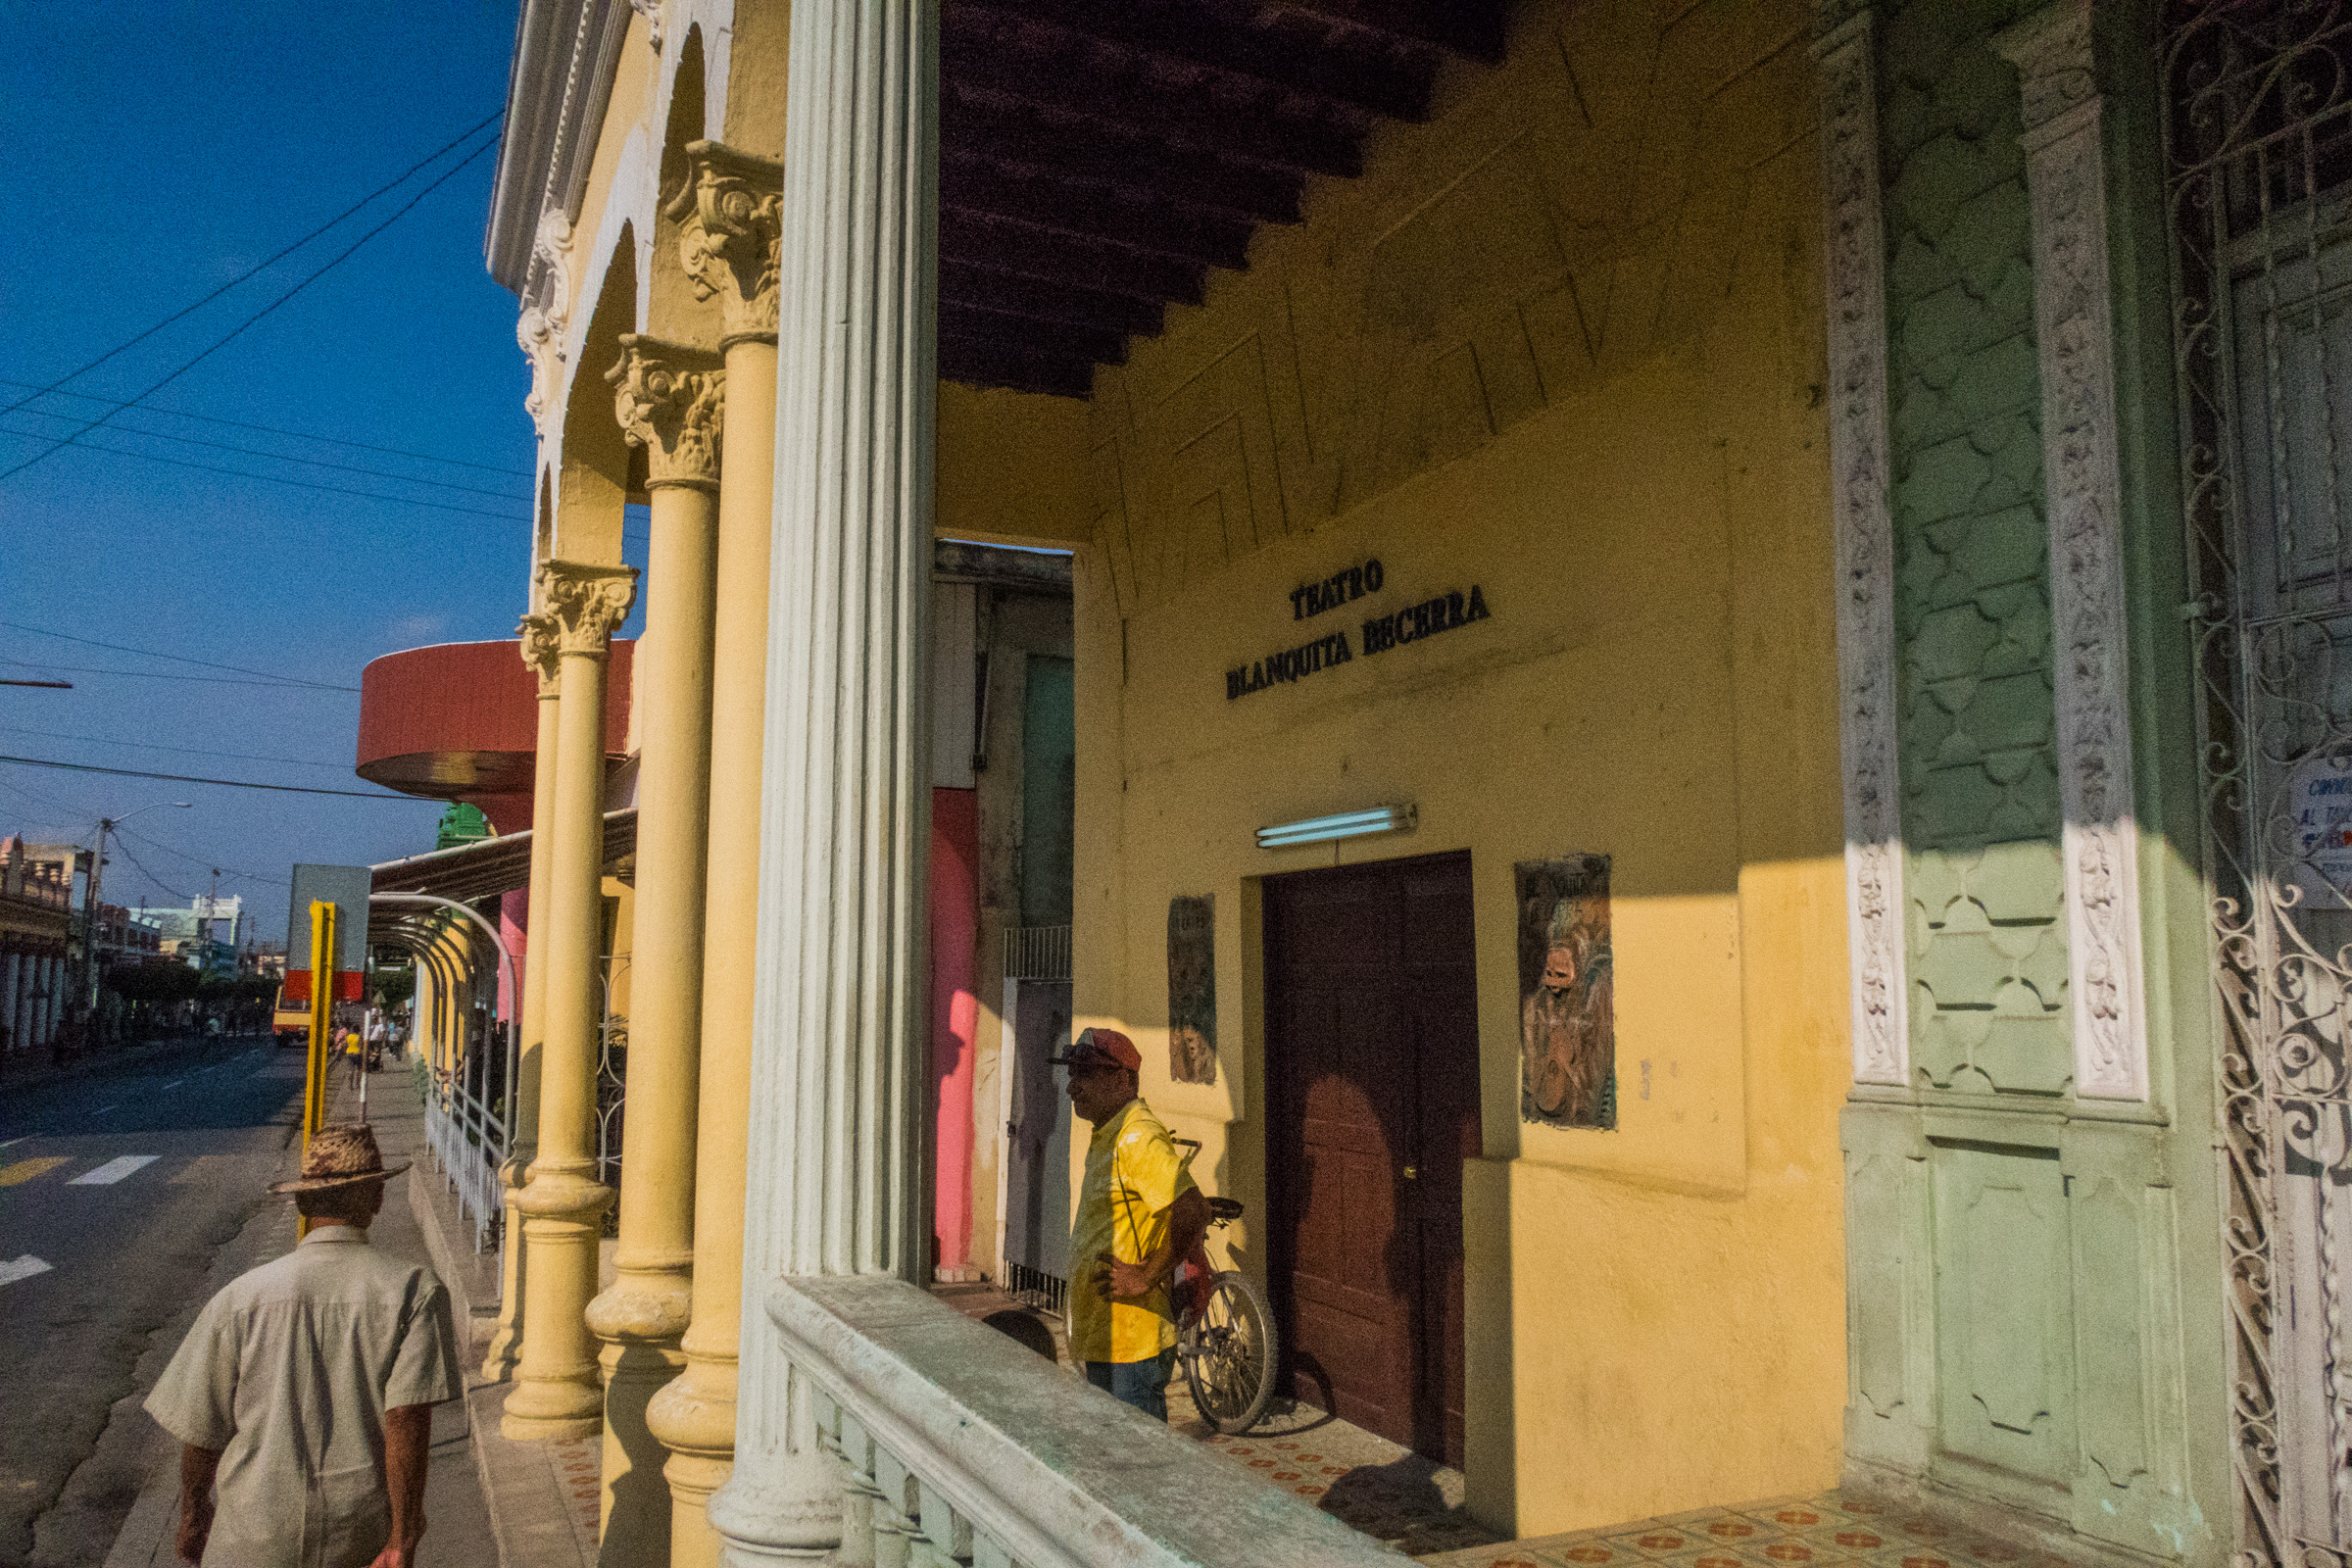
[2170,7,2352,1564]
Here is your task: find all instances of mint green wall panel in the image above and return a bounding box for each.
[1930,1138,2075,1491]
[1880,0,2073,1092]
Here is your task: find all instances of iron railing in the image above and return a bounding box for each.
[2167,5,2352,1562]
[419,1021,513,1254]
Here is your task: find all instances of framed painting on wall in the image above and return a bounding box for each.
[1516,854,1614,1129]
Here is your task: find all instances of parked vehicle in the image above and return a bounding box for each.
[271,984,310,1048]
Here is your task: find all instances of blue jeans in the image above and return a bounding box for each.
[1085,1348,1175,1421]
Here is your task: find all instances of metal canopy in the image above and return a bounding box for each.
[368,808,638,906]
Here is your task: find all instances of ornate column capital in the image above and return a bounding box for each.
[668,140,784,347]
[609,335,726,492]
[537,561,640,657]
[1994,0,2096,146]
[516,611,564,694]
[630,0,665,50]
[517,210,576,426]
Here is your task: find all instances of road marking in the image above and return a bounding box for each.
[0,1256,52,1287]
[0,1157,69,1187]
[70,1155,160,1186]
[161,1079,184,1089]
[88,1104,118,1116]
[0,1136,26,1150]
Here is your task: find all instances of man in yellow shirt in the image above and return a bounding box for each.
[1058,1027,1209,1420]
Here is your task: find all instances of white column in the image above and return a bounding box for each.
[36,955,60,1048]
[1996,0,2149,1102]
[1815,3,1909,1090]
[1,950,20,1054]
[13,950,33,1055]
[705,0,937,1560]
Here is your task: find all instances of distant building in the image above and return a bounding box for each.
[130,895,244,978]
[0,835,74,1060]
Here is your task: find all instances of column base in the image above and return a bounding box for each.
[478,1155,534,1384]
[707,1452,843,1567]
[588,1274,693,1558]
[648,1354,740,1568]
[500,1165,612,1443]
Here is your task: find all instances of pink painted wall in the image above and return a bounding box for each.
[930,786,981,1275]
[499,887,528,1021]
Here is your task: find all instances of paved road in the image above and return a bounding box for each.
[0,1035,305,1566]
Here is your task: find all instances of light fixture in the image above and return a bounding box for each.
[1254,803,1416,851]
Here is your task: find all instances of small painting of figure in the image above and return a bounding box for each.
[1167,895,1217,1085]
[1517,855,1614,1129]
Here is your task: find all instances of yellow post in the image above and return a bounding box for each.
[299,899,336,1239]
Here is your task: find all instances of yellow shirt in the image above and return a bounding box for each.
[1066,1098,1196,1364]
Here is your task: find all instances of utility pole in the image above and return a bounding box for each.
[79,803,192,1010]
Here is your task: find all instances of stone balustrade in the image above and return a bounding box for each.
[769,1276,1402,1568]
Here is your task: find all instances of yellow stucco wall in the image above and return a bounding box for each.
[1044,0,1848,1538]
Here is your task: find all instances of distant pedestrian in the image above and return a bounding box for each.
[146,1123,461,1568]
[344,1026,367,1091]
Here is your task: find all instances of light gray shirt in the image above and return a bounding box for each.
[145,1225,464,1568]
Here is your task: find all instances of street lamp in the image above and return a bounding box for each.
[81,802,193,1008]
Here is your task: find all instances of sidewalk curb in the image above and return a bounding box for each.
[409,1147,597,1568]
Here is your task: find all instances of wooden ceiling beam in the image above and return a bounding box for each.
[942,208,1208,306]
[941,158,1251,271]
[940,260,1167,338]
[942,23,1363,178]
[938,334,1096,400]
[948,0,1435,122]
[940,301,1129,367]
[943,88,1303,223]
[1266,1,1505,64]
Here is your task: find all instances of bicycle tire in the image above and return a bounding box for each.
[1180,1270,1279,1435]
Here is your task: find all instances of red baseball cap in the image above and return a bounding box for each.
[1051,1027,1141,1072]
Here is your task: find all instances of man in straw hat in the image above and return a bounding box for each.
[145,1122,463,1567]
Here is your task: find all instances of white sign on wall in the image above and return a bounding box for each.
[2286,754,2352,901]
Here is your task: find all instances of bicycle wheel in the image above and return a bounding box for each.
[1180,1270,1278,1435]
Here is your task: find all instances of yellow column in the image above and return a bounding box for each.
[504,558,637,1443]
[646,138,781,1568]
[588,336,724,1561]
[484,617,564,1382]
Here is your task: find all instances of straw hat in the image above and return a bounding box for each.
[270,1122,410,1193]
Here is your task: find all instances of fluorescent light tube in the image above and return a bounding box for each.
[1254,804,1415,850]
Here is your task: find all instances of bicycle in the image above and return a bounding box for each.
[1168,1137,1279,1435]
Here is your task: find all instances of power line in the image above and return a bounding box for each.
[2,619,357,692]
[1,660,356,693]
[0,379,533,478]
[1,110,503,418]
[111,822,288,888]
[107,836,192,902]
[1,134,501,483]
[7,438,532,526]
[1,407,531,503]
[6,726,353,771]
[0,755,422,801]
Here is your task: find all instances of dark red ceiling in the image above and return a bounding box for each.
[936,0,1504,399]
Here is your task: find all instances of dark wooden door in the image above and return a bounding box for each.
[1264,850,1481,1464]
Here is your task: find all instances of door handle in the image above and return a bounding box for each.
[1402,1165,1418,1180]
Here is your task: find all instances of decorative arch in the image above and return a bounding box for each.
[552,222,642,564]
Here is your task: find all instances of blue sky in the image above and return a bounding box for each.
[1,3,646,938]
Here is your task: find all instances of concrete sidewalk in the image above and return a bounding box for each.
[400,1076,604,1568]
[103,1055,499,1568]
